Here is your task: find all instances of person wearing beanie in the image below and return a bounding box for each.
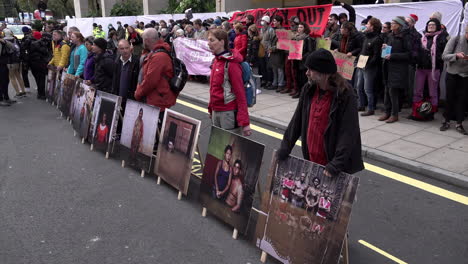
[28,32,52,99]
[277,48,364,177]
[91,38,114,92]
[260,16,275,88]
[405,14,422,109]
[411,18,447,120]
[379,16,412,123]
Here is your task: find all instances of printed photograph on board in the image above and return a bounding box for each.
[90,91,121,154]
[199,126,265,234]
[256,155,359,264]
[119,100,160,172]
[58,73,77,117]
[155,109,201,195]
[53,71,64,106]
[46,69,56,103]
[70,82,96,139]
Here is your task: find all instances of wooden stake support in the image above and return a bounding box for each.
[81,138,85,144]
[232,228,238,240]
[74,131,76,137]
[69,118,72,124]
[140,170,145,178]
[157,177,161,185]
[90,144,94,151]
[121,160,125,168]
[60,112,63,117]
[105,152,109,159]
[201,207,207,217]
[177,191,182,200]
[260,251,267,263]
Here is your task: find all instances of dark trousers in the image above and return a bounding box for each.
[444,73,468,124]
[384,85,400,116]
[30,62,47,97]
[0,64,10,101]
[258,57,272,84]
[22,63,30,88]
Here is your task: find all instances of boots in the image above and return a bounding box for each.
[378,114,390,121]
[385,115,399,123]
[280,87,290,94]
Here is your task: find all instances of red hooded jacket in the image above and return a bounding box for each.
[233,32,248,61]
[208,50,250,127]
[135,41,176,112]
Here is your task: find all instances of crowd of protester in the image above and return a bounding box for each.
[0,0,467,135]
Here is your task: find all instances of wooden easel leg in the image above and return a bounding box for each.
[90,144,94,151]
[121,160,125,168]
[342,235,349,264]
[74,131,76,137]
[157,177,161,185]
[260,251,268,263]
[201,207,207,217]
[140,170,145,178]
[105,152,109,159]
[232,228,238,240]
[81,138,85,144]
[177,191,182,200]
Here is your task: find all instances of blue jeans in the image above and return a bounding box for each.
[272,67,285,87]
[356,67,377,111]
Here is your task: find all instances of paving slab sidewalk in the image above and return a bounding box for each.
[181,81,468,189]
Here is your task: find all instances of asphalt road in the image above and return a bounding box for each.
[1,93,467,264]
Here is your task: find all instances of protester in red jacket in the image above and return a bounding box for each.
[207,29,251,136]
[135,28,176,113]
[233,22,248,61]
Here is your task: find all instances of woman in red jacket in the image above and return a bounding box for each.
[233,22,248,61]
[207,29,251,136]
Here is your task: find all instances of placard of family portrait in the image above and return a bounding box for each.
[53,71,64,106]
[255,155,359,264]
[70,82,96,140]
[46,68,56,103]
[58,73,77,117]
[155,109,201,195]
[199,126,265,234]
[89,91,121,154]
[119,100,160,172]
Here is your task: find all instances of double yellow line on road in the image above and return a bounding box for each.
[177,98,468,206]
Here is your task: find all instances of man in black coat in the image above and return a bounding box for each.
[91,38,114,93]
[112,39,139,105]
[278,49,364,177]
[29,32,52,99]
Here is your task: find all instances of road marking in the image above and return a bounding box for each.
[177,99,468,205]
[365,163,468,205]
[358,240,408,264]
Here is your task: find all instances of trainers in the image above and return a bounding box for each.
[456,125,468,135]
[440,122,450,131]
[0,101,11,106]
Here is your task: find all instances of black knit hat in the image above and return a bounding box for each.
[425,18,441,32]
[93,38,107,52]
[305,49,337,74]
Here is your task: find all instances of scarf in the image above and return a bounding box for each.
[421,30,442,81]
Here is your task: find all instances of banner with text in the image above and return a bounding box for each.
[173,38,214,76]
[230,4,332,37]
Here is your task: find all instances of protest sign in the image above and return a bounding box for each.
[316,37,331,50]
[230,4,332,37]
[173,38,214,76]
[288,40,304,60]
[356,55,369,69]
[277,39,292,51]
[332,51,356,80]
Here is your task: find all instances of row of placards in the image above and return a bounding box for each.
[46,70,359,264]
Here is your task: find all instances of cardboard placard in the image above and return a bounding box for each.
[275,29,293,40]
[332,51,356,80]
[277,39,292,51]
[288,40,304,60]
[356,55,369,69]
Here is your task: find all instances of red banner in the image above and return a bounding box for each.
[229,4,332,37]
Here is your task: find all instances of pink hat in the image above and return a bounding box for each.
[32,31,42,40]
[409,14,418,22]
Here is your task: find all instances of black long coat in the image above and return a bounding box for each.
[383,30,411,90]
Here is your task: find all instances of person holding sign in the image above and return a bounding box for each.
[269,16,287,92]
[277,49,364,178]
[379,17,411,124]
[355,18,383,116]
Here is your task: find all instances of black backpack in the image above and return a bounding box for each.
[154,47,188,94]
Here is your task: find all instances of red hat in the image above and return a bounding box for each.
[409,14,418,22]
[32,31,42,40]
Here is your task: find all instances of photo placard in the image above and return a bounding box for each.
[70,82,96,140]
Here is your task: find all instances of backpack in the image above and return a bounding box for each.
[224,61,256,107]
[154,48,188,94]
